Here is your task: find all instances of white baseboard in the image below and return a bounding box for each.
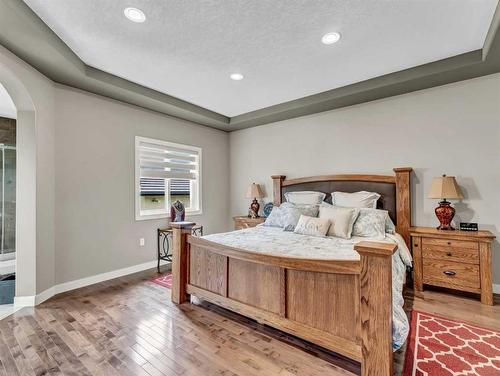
[36,287,55,305]
[14,259,169,308]
[13,295,35,308]
[494,284,500,294]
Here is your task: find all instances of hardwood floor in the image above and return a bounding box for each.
[0,269,498,376]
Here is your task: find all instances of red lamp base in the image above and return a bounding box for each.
[249,198,260,218]
[435,200,455,230]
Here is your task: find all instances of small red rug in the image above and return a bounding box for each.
[151,273,172,289]
[403,310,500,375]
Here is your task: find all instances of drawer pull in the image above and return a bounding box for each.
[447,241,451,245]
[443,270,456,276]
[446,252,452,257]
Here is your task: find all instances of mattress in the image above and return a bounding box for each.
[202,225,412,350]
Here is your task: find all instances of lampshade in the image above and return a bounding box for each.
[246,183,264,199]
[427,175,464,200]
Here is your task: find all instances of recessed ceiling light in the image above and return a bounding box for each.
[230,73,244,81]
[321,32,341,45]
[124,7,146,23]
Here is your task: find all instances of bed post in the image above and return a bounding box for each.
[171,222,195,304]
[393,167,412,246]
[355,241,397,376]
[271,175,286,206]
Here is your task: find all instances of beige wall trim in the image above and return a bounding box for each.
[1,0,500,131]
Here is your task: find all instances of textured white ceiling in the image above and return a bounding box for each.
[0,84,16,119]
[24,0,498,117]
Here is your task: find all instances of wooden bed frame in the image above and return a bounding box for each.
[171,167,412,376]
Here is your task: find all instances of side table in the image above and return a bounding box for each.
[157,225,203,272]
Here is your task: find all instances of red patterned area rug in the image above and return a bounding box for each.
[151,273,172,289]
[403,310,500,375]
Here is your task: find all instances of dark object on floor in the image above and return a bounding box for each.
[0,273,15,304]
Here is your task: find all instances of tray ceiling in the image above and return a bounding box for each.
[23,0,498,117]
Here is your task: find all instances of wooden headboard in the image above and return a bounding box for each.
[271,167,412,245]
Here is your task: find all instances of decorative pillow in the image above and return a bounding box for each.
[319,206,359,239]
[284,191,326,205]
[281,202,319,217]
[331,191,381,209]
[263,203,318,231]
[263,206,285,228]
[293,215,330,237]
[352,208,388,239]
[385,216,396,234]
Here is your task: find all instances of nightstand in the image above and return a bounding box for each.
[233,216,265,230]
[410,226,496,305]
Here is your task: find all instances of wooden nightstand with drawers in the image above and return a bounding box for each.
[410,226,496,305]
[233,216,265,230]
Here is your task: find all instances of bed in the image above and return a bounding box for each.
[171,167,412,376]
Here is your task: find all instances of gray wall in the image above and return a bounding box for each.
[54,85,230,284]
[229,73,500,285]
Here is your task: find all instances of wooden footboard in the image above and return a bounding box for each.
[171,222,397,376]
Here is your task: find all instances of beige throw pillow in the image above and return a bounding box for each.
[293,215,330,237]
[319,206,359,239]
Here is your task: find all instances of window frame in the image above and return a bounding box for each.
[135,136,202,221]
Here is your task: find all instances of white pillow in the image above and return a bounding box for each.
[331,191,380,209]
[319,206,359,239]
[352,208,388,239]
[293,215,330,237]
[284,191,326,205]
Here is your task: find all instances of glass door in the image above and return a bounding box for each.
[0,145,15,258]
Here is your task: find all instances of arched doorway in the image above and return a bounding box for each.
[0,62,37,313]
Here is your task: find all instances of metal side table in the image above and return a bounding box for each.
[157,225,203,272]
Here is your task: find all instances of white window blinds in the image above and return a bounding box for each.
[138,140,200,180]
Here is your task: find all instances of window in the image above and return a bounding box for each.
[135,136,201,220]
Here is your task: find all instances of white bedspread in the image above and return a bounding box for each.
[202,225,412,350]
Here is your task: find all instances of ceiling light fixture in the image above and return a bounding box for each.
[230,73,244,81]
[321,32,341,45]
[124,7,146,23]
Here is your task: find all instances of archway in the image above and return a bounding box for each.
[0,62,37,308]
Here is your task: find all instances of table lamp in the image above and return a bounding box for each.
[246,183,264,218]
[427,174,464,230]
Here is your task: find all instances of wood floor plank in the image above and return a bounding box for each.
[0,324,21,376]
[1,269,498,376]
[0,319,36,376]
